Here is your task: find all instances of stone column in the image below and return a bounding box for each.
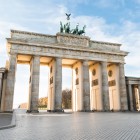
[4,54,17,112]
[1,73,7,112]
[54,57,62,112]
[82,60,90,111]
[138,84,140,107]
[0,73,2,104]
[119,63,128,111]
[128,84,134,111]
[101,62,110,111]
[27,56,40,113]
[133,86,137,111]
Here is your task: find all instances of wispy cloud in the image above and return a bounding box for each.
[1,4,140,74]
[91,0,126,8]
[1,1,140,106]
[66,14,140,76]
[135,0,140,4]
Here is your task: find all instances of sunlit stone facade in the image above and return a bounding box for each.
[0,29,138,112]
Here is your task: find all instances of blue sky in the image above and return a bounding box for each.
[0,0,140,107]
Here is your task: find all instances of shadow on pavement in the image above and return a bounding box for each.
[0,111,16,130]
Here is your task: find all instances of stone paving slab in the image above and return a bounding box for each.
[0,111,16,130]
[1,110,140,140]
[0,113,12,127]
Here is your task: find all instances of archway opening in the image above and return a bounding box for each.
[62,67,72,112]
[13,63,49,112]
[13,64,30,110]
[38,65,49,112]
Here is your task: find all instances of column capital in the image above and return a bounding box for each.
[82,60,89,66]
[98,61,107,65]
[128,83,132,85]
[118,62,126,65]
[82,59,88,62]
[55,57,62,60]
[10,52,17,56]
[34,55,40,57]
[9,54,17,62]
[100,61,107,63]
[32,55,40,59]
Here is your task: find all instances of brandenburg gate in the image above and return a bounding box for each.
[0,28,129,112]
[1,14,134,112]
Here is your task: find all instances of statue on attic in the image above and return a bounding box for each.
[59,13,86,36]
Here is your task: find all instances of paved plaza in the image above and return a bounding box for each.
[0,110,140,139]
[0,113,12,128]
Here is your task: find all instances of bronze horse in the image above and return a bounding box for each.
[78,25,86,35]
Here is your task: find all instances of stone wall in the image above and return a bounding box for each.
[0,68,7,112]
[125,77,140,111]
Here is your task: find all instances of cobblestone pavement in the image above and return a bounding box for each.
[1,110,140,140]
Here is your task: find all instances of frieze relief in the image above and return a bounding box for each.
[10,30,128,56]
[11,30,56,44]
[57,33,89,47]
[90,41,121,52]
[11,44,124,62]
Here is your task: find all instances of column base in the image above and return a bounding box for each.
[77,110,92,112]
[121,109,128,112]
[91,109,97,112]
[0,111,13,113]
[26,110,39,113]
[91,109,107,112]
[47,109,64,113]
[102,109,111,112]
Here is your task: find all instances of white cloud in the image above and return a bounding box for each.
[116,21,140,70]
[95,0,114,8]
[1,5,140,73]
[0,21,29,67]
[1,1,140,107]
[91,0,125,8]
[67,15,140,76]
[135,0,140,4]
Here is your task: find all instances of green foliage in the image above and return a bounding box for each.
[20,89,72,110]
[62,89,72,109]
[38,97,48,109]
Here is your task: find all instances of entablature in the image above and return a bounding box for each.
[125,76,140,85]
[6,39,128,57]
[8,30,128,54]
[5,29,129,64]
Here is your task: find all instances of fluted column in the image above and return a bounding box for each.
[133,86,137,111]
[4,54,17,112]
[82,60,90,111]
[1,73,7,112]
[101,62,110,111]
[128,84,134,111]
[138,84,140,107]
[119,63,128,111]
[0,73,2,103]
[27,56,40,113]
[0,73,3,111]
[54,57,62,112]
